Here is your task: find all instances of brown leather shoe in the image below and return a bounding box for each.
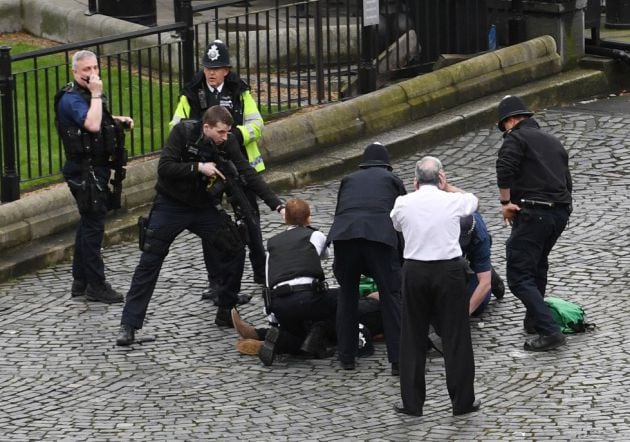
[231,308,258,339]
[236,338,264,355]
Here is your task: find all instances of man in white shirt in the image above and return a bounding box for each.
[390,156,480,417]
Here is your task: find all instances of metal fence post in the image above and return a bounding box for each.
[359,0,378,94]
[85,0,97,16]
[0,46,20,202]
[315,0,325,103]
[176,0,195,83]
[508,0,527,45]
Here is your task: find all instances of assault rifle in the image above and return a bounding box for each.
[104,121,129,210]
[190,141,256,245]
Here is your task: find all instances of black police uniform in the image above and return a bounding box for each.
[266,226,337,354]
[497,116,572,336]
[120,120,281,332]
[328,145,406,369]
[182,70,267,282]
[55,83,121,292]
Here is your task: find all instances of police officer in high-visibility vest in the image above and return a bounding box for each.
[171,40,267,300]
[55,50,133,304]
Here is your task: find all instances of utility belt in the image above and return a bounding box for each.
[269,280,328,298]
[66,154,109,167]
[519,199,571,211]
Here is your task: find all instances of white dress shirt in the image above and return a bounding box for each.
[390,185,478,261]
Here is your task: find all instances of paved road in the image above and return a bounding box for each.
[1,94,629,440]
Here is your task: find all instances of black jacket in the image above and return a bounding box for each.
[327,167,406,248]
[155,120,281,209]
[496,118,572,204]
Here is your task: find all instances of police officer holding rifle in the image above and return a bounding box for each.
[117,106,284,346]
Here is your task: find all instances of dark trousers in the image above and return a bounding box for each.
[64,164,110,285]
[399,258,475,415]
[257,290,381,355]
[333,239,402,364]
[121,194,245,329]
[202,187,266,283]
[270,287,337,354]
[506,206,569,336]
[71,206,107,284]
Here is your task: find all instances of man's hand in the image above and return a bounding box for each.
[198,162,226,180]
[501,202,520,226]
[87,73,103,96]
[114,116,134,130]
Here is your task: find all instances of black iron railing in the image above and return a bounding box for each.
[1,0,490,201]
[2,24,185,197]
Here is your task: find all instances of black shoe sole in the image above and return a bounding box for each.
[453,400,481,416]
[524,336,566,352]
[394,403,422,416]
[116,337,134,346]
[259,327,279,366]
[86,295,124,304]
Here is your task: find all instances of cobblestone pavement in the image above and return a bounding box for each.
[1,95,629,440]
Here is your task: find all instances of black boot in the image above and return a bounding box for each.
[300,323,328,358]
[201,282,219,303]
[116,324,135,346]
[71,279,87,298]
[259,326,280,366]
[86,281,123,304]
[215,306,234,328]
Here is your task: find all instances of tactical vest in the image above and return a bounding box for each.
[267,226,325,288]
[54,82,120,166]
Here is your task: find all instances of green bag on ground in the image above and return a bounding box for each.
[544,297,594,334]
[359,275,377,297]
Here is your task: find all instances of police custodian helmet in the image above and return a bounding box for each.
[202,39,232,69]
[497,95,534,132]
[359,142,392,170]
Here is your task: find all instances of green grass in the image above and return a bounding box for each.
[1,38,180,192]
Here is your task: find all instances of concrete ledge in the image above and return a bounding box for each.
[260,36,561,164]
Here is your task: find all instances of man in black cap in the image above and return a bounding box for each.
[171,39,268,307]
[328,142,406,373]
[496,95,572,351]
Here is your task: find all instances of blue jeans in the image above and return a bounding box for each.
[506,205,570,336]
